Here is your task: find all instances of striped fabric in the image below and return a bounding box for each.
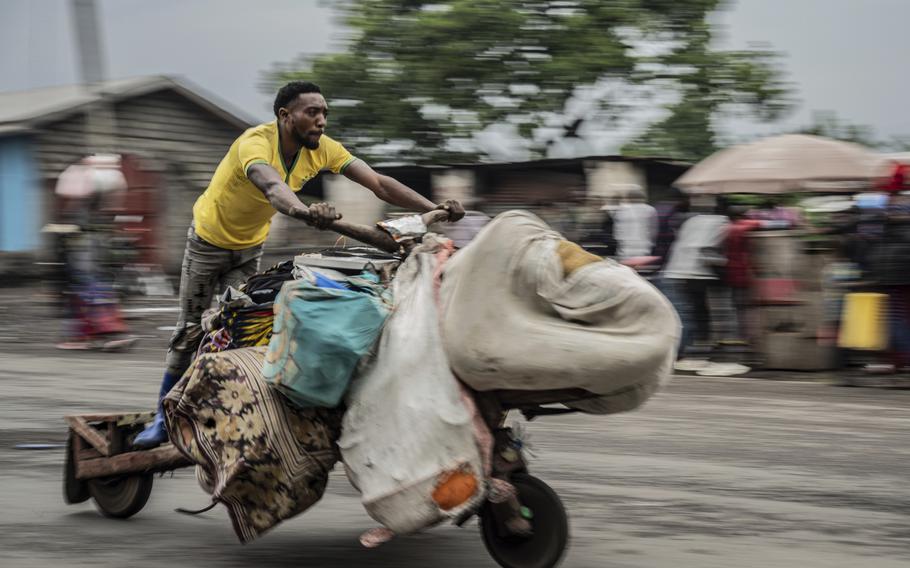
[163,347,343,542]
[223,304,275,348]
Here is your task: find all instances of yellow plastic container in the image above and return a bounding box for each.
[838,293,888,351]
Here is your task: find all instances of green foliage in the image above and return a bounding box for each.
[264,0,793,163]
[756,111,910,153]
[622,45,792,161]
[797,111,889,149]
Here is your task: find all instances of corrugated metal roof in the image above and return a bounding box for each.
[0,75,254,134]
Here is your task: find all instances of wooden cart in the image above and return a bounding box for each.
[63,411,192,518]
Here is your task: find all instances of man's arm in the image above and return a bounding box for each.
[343,159,465,221]
[246,163,338,229]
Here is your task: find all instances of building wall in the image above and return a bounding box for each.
[30,89,247,272]
[0,136,40,252]
[112,90,245,271]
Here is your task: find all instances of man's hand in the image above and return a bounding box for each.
[301,202,341,230]
[435,199,466,222]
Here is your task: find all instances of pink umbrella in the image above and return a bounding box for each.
[54,154,126,199]
[675,134,885,194]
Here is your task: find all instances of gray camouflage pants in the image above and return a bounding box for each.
[165,225,263,377]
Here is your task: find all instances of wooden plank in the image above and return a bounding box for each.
[77,448,103,461]
[72,434,85,460]
[108,420,124,455]
[65,416,110,456]
[65,412,154,424]
[76,445,192,480]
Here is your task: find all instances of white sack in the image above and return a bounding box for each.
[440,210,680,414]
[339,245,485,534]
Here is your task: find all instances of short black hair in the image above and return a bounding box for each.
[273,81,321,117]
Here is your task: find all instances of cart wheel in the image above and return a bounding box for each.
[88,474,154,519]
[63,433,90,504]
[480,473,569,568]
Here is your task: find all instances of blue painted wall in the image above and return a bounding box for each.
[0,136,41,252]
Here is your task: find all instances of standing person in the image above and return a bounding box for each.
[653,193,691,266]
[821,239,862,368]
[660,207,730,364]
[53,155,135,351]
[724,206,763,345]
[613,187,658,260]
[868,191,910,372]
[852,192,889,274]
[134,81,464,448]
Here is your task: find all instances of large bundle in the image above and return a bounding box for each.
[262,274,390,408]
[339,242,485,534]
[440,211,679,414]
[196,261,297,354]
[163,347,342,543]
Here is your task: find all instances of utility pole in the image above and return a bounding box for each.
[72,0,116,153]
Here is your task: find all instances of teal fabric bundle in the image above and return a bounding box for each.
[263,277,390,408]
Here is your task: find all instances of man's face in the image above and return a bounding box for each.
[280,93,328,150]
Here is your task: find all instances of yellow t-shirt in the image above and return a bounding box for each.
[192,121,356,249]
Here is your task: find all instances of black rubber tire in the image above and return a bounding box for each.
[480,473,569,568]
[88,474,154,519]
[63,434,90,504]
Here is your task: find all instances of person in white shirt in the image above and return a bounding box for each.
[613,188,658,259]
[661,210,730,358]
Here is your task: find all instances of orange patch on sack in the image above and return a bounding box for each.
[557,240,601,276]
[432,469,478,510]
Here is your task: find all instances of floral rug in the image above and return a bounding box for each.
[163,346,343,542]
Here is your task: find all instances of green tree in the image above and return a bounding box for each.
[798,111,881,147]
[783,111,910,152]
[264,0,792,164]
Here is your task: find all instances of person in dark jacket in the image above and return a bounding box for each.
[869,191,910,370]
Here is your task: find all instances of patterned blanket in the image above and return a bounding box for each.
[163,347,343,542]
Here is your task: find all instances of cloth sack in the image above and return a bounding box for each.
[262,278,390,408]
[339,243,485,534]
[440,210,680,415]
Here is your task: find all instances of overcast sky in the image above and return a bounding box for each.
[2,0,908,149]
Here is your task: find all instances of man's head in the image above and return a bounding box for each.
[274,81,327,150]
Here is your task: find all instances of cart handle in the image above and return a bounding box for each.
[324,208,452,253]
